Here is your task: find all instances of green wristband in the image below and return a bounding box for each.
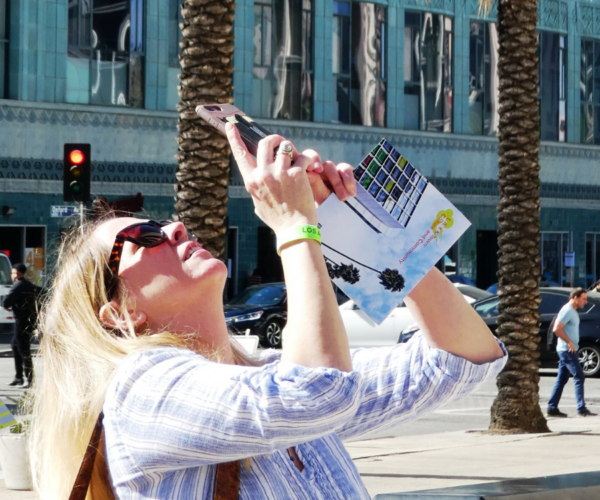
[276,225,321,255]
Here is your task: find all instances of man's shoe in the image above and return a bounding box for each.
[20,379,32,389]
[7,378,24,387]
[546,408,568,418]
[578,409,597,417]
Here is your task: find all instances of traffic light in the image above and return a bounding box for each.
[63,143,91,202]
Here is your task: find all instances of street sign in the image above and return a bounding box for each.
[50,205,81,218]
[565,251,575,268]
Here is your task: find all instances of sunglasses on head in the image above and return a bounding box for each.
[104,220,194,301]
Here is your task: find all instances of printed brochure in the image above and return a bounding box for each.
[317,138,471,325]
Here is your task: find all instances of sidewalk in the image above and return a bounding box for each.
[0,344,39,358]
[345,414,600,497]
[2,412,600,499]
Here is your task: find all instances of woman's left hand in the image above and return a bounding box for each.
[301,149,357,206]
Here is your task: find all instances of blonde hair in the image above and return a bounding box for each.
[29,216,257,499]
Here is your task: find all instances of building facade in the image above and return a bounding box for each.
[2,0,600,294]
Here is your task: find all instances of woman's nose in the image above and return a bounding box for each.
[163,221,188,243]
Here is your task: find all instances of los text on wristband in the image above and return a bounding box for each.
[276,225,321,255]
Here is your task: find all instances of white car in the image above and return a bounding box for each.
[341,283,491,349]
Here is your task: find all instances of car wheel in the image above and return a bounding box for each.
[578,344,600,377]
[261,318,283,348]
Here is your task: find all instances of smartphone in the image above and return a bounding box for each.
[195,104,273,157]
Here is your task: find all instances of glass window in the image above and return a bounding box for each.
[404,11,453,133]
[585,233,600,288]
[0,0,8,98]
[468,21,499,136]
[332,1,386,126]
[67,0,144,107]
[540,232,569,286]
[580,39,600,145]
[169,0,183,68]
[0,254,11,285]
[229,284,286,306]
[474,297,499,318]
[539,32,566,142]
[252,0,313,121]
[539,292,569,315]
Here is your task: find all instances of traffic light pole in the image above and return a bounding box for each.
[80,202,84,234]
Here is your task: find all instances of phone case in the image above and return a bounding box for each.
[195,104,272,156]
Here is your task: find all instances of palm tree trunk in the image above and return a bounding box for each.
[175,0,235,258]
[487,0,550,433]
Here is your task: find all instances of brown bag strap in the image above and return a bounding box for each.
[69,413,105,500]
[69,412,240,500]
[213,460,241,500]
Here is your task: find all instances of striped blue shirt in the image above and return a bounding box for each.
[103,334,507,499]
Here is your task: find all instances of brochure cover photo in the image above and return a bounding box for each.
[317,139,471,325]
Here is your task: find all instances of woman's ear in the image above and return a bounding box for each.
[99,301,147,331]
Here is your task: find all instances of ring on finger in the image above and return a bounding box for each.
[276,142,294,161]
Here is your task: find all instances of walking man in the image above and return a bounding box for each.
[547,288,596,417]
[3,263,38,388]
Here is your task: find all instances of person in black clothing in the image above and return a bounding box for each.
[3,263,39,388]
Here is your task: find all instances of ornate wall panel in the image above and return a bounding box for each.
[578,3,600,38]
[0,158,176,184]
[468,0,497,18]
[404,0,455,15]
[0,102,177,132]
[538,0,568,33]
[468,0,568,32]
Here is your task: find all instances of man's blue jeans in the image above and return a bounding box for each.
[547,350,587,413]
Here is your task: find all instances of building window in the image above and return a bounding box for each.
[581,39,600,145]
[585,233,600,288]
[539,32,566,142]
[469,21,499,136]
[540,232,569,286]
[404,11,453,133]
[169,0,182,69]
[332,1,386,126]
[252,0,313,121]
[0,0,8,98]
[67,0,144,107]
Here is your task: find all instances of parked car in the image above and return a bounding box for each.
[447,275,475,286]
[471,288,600,377]
[340,283,492,349]
[0,252,15,337]
[486,279,560,294]
[225,283,287,348]
[225,283,348,348]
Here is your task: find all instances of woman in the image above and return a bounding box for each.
[30,125,506,499]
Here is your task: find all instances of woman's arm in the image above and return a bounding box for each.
[337,334,507,440]
[278,239,352,371]
[226,124,353,372]
[405,267,505,364]
[104,349,362,470]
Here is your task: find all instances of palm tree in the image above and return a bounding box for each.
[174,0,235,258]
[478,0,550,433]
[323,243,406,292]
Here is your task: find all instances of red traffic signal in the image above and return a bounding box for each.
[69,150,85,165]
[63,144,91,202]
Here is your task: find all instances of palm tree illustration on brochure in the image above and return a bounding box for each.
[323,243,406,293]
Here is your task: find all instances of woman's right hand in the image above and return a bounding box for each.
[226,123,317,235]
[226,123,352,372]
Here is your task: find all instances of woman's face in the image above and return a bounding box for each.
[95,217,228,325]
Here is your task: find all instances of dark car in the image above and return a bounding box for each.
[225,283,349,349]
[225,283,288,348]
[472,288,600,377]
